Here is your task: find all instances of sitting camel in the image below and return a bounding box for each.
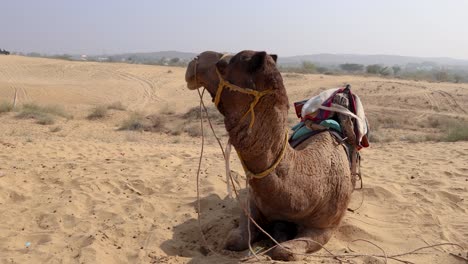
[185,50,355,261]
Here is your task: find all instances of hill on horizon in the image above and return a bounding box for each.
[95,50,468,67]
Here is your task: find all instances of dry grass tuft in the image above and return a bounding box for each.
[183,123,202,137]
[160,104,176,115]
[182,106,224,123]
[16,103,70,125]
[119,112,166,132]
[0,101,14,113]
[442,120,468,142]
[49,126,62,133]
[37,115,55,125]
[107,101,126,111]
[87,106,108,120]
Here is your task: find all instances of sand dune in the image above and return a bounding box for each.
[0,56,467,263]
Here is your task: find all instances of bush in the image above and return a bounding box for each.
[442,121,468,142]
[49,126,62,133]
[183,106,223,123]
[160,104,176,115]
[184,124,202,137]
[18,103,70,118]
[0,102,13,113]
[16,103,70,125]
[107,102,126,111]
[37,115,55,125]
[145,114,166,132]
[119,113,166,132]
[119,113,146,131]
[87,106,108,120]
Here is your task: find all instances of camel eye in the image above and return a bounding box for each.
[240,55,250,62]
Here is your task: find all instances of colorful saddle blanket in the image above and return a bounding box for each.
[291,84,369,149]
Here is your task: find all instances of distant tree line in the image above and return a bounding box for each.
[105,55,188,67]
[279,60,468,83]
[0,49,10,55]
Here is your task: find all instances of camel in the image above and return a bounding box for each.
[185,50,355,261]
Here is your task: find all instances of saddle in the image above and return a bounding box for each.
[289,85,368,189]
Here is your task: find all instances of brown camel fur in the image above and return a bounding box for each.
[185,51,354,261]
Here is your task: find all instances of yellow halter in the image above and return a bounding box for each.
[214,68,274,130]
[213,60,286,179]
[237,130,289,179]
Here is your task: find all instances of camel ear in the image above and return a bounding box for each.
[249,51,267,72]
[270,54,278,63]
[216,59,228,75]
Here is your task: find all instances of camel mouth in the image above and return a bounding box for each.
[185,58,202,90]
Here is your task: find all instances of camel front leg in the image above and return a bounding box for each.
[224,196,264,251]
[270,227,334,261]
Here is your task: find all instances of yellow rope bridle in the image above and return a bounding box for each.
[208,57,287,179]
[236,130,289,179]
[214,68,274,131]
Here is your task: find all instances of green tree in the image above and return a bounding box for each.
[301,61,316,73]
[169,57,180,65]
[339,63,364,72]
[316,66,329,74]
[366,64,382,74]
[392,65,401,75]
[379,66,392,76]
[434,71,449,82]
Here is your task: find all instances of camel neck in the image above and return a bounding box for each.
[227,100,289,177]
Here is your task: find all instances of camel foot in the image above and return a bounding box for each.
[224,227,249,251]
[269,227,334,261]
[224,195,264,252]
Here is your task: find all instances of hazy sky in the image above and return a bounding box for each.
[2,0,468,59]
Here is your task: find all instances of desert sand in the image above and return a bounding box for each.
[0,55,467,263]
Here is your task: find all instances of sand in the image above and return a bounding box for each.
[0,55,467,263]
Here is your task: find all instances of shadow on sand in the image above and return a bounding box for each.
[160,192,245,264]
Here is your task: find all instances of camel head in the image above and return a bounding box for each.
[186,50,285,131]
[215,50,287,128]
[185,51,232,95]
[215,50,278,91]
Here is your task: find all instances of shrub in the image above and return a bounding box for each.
[37,115,55,125]
[184,124,202,137]
[119,113,146,131]
[16,103,70,125]
[87,106,108,120]
[107,102,126,111]
[442,121,468,142]
[49,126,62,133]
[0,102,13,113]
[119,113,166,132]
[183,106,223,123]
[145,114,166,132]
[17,103,70,118]
[160,104,176,115]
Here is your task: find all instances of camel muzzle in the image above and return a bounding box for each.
[185,57,202,90]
